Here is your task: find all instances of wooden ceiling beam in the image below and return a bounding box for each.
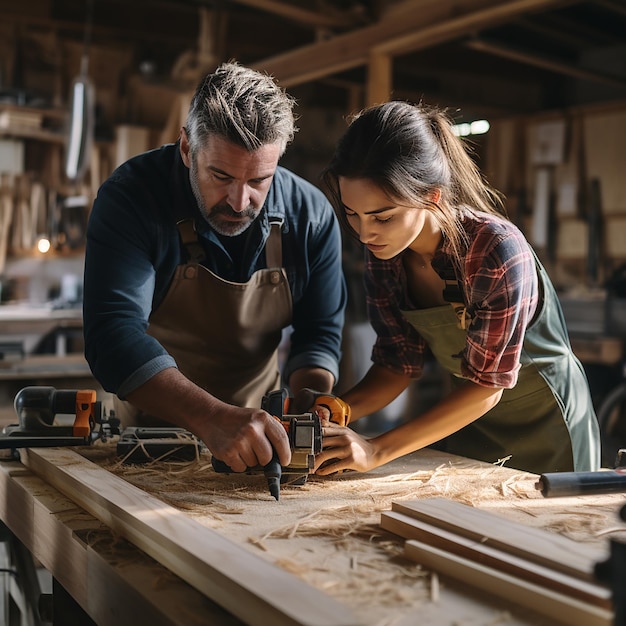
[371,0,580,57]
[251,0,581,86]
[539,10,623,45]
[227,0,359,28]
[595,0,626,18]
[1,12,193,48]
[514,16,592,50]
[466,38,626,89]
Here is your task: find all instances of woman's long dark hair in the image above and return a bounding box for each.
[322,101,506,268]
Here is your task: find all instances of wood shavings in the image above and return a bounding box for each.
[510,502,541,518]
[494,455,513,467]
[596,525,626,537]
[73,445,621,625]
[312,558,429,610]
[303,461,521,511]
[499,474,536,498]
[247,536,268,551]
[541,509,617,540]
[257,506,381,541]
[242,504,431,620]
[159,495,245,521]
[273,558,311,576]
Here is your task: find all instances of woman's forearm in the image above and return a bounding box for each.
[341,364,413,420]
[370,380,503,466]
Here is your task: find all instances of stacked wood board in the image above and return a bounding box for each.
[381,498,613,626]
[0,108,42,131]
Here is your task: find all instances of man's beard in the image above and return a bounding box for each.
[201,202,259,237]
[189,163,260,237]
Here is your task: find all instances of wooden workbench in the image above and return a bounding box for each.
[0,445,624,626]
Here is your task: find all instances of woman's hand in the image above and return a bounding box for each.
[313,424,379,474]
[313,379,504,476]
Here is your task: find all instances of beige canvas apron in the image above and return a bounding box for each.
[115,217,292,425]
[401,257,600,473]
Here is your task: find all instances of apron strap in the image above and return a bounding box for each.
[266,217,284,269]
[176,219,206,263]
[176,216,285,268]
[440,264,472,330]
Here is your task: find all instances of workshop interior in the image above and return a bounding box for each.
[0,0,626,625]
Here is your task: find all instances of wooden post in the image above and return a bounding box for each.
[366,51,392,106]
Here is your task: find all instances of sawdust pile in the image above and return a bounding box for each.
[89,445,626,548]
[79,444,625,624]
[83,448,521,614]
[100,448,534,512]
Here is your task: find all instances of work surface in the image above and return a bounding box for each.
[1,445,624,626]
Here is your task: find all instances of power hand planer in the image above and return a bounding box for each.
[0,386,202,463]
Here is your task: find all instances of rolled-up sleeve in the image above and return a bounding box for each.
[461,227,538,388]
[83,172,178,396]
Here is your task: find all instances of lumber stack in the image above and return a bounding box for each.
[381,498,613,626]
[0,108,43,131]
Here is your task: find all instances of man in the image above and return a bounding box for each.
[83,62,346,472]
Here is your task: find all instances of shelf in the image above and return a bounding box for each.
[0,354,93,381]
[0,104,67,144]
[0,126,66,143]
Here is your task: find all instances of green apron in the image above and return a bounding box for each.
[402,258,600,474]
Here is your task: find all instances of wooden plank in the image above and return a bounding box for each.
[251,0,578,86]
[381,510,611,608]
[392,497,599,580]
[20,448,359,626]
[229,0,356,28]
[404,539,612,626]
[0,464,239,626]
[465,38,626,89]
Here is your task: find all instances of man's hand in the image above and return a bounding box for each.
[201,405,291,472]
[125,368,291,471]
[313,424,377,474]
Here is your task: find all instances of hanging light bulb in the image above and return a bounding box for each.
[36,236,51,254]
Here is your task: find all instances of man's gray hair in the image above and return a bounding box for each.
[185,61,297,156]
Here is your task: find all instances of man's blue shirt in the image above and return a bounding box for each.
[83,142,346,397]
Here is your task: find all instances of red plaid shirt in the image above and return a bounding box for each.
[365,209,539,388]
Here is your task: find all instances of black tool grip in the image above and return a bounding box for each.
[14,386,78,426]
[537,470,626,497]
[211,454,282,500]
[211,457,236,473]
[211,456,276,475]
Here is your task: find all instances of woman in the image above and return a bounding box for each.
[317,101,600,475]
